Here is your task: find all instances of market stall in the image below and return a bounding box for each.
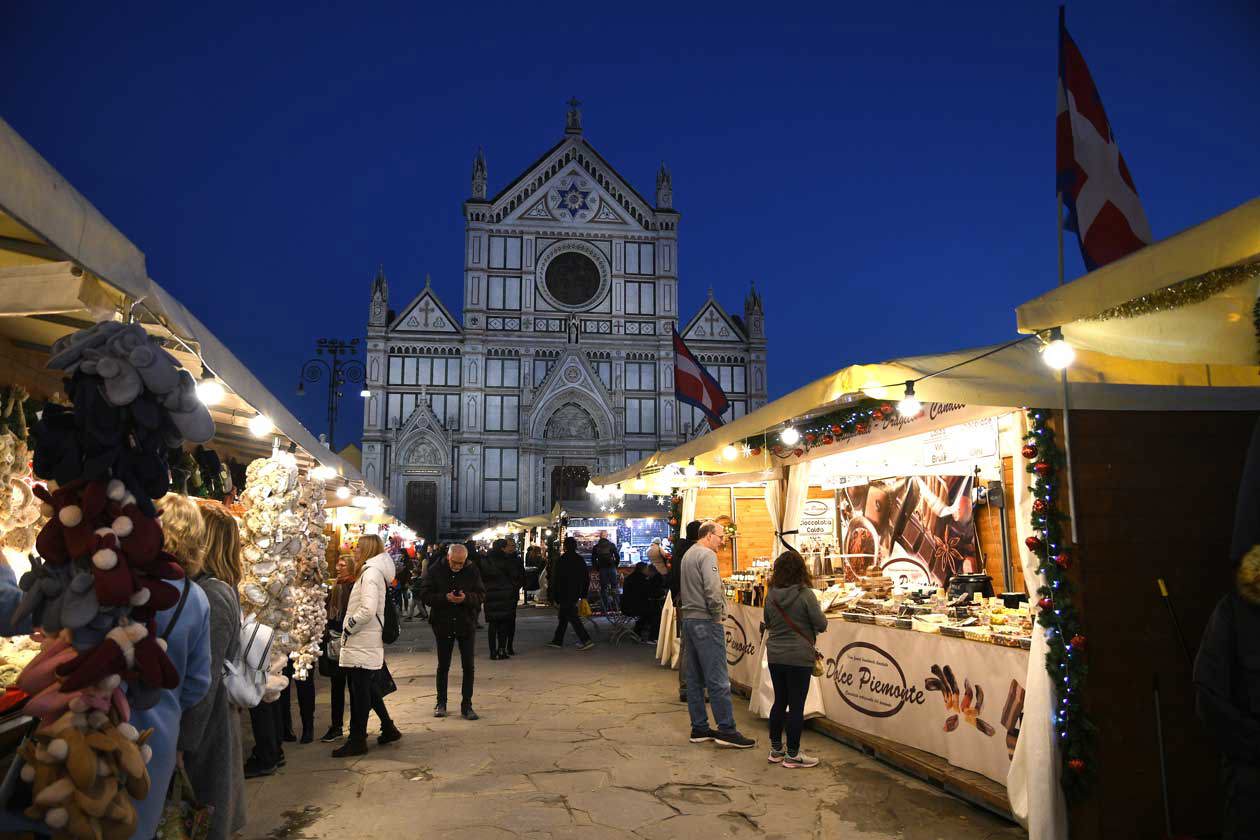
[601,328,1260,839]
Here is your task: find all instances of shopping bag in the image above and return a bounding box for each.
[156,765,214,840]
[748,646,826,720]
[577,599,592,618]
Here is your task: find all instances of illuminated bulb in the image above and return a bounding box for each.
[722,444,739,461]
[780,426,800,446]
[196,377,225,406]
[335,486,351,500]
[683,460,698,477]
[632,477,646,492]
[898,381,922,418]
[359,389,371,398]
[248,414,273,437]
[1042,329,1076,370]
[311,465,336,481]
[352,495,376,508]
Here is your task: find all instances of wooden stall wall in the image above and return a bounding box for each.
[733,487,773,568]
[695,487,734,576]
[976,456,1025,594]
[1068,409,1256,840]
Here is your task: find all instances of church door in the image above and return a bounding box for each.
[551,465,590,508]
[405,481,438,543]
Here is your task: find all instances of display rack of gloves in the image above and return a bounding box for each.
[0,387,46,572]
[6,321,214,840]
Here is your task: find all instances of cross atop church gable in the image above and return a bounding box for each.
[417,298,436,328]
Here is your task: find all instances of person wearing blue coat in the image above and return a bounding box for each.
[131,495,213,839]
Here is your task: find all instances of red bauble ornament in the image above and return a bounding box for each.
[830,424,842,435]
[1054,553,1072,570]
[1034,461,1052,477]
[805,433,816,444]
[1037,596,1053,611]
[1032,498,1048,514]
[1068,759,1085,774]
[880,404,894,416]
[793,449,804,458]
[1021,443,1038,459]
[856,423,868,434]
[822,435,835,445]
[1070,634,1086,651]
[668,518,678,526]
[751,447,761,456]
[1025,535,1043,552]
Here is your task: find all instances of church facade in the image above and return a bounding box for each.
[361,102,769,540]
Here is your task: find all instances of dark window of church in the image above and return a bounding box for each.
[486,358,520,388]
[545,251,601,306]
[484,447,518,513]
[388,356,403,385]
[626,398,656,434]
[626,362,655,391]
[592,361,611,390]
[533,358,556,385]
[451,448,460,512]
[484,395,519,432]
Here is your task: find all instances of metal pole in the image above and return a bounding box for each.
[327,357,339,450]
[1057,190,1080,543]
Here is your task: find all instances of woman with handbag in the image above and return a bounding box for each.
[179,502,247,840]
[334,535,402,757]
[319,554,356,743]
[763,550,828,769]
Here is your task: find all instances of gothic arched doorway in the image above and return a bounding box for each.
[551,465,591,508]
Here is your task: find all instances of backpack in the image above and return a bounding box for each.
[593,541,616,569]
[378,569,400,644]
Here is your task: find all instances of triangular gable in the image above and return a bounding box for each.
[391,282,461,334]
[531,349,615,413]
[682,299,746,343]
[396,396,452,446]
[500,164,642,230]
[489,137,653,229]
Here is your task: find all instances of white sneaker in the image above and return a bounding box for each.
[782,751,819,768]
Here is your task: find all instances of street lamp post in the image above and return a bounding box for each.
[297,338,366,451]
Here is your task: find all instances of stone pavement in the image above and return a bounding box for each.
[240,609,1027,840]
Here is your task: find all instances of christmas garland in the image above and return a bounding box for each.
[1023,408,1094,802]
[668,495,682,541]
[735,399,895,459]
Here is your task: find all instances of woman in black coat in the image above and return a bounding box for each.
[482,539,525,659]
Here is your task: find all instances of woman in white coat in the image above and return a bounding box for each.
[334,535,402,756]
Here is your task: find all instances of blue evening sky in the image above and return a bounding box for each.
[3,2,1257,448]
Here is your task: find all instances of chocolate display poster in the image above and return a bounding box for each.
[837,475,979,587]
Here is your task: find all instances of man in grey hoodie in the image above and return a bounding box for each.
[678,521,755,749]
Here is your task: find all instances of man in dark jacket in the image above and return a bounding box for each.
[548,537,595,649]
[419,544,486,720]
[621,562,666,641]
[591,532,620,614]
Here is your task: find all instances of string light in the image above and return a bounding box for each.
[1041,327,1076,370]
[897,381,922,418]
[779,426,800,446]
[248,414,273,437]
[196,372,225,406]
[721,444,739,461]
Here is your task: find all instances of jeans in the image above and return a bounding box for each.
[248,698,284,767]
[768,663,812,753]
[552,602,590,645]
[681,618,735,733]
[346,667,393,740]
[435,633,476,704]
[328,667,347,729]
[598,566,620,613]
[675,600,687,696]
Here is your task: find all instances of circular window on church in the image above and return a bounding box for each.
[545,252,601,307]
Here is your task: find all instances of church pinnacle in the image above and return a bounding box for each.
[471,148,488,199]
[565,97,583,135]
[656,161,673,209]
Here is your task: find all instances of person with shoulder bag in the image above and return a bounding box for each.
[318,554,356,743]
[179,502,248,840]
[763,550,829,768]
[334,535,402,757]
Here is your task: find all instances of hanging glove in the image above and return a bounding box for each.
[55,624,145,693]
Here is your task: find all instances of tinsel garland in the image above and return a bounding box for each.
[1024,409,1095,802]
[1083,261,1260,323]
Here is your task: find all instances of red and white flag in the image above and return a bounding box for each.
[673,327,729,431]
[1057,8,1152,271]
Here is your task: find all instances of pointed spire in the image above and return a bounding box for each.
[369,264,389,326]
[745,280,763,312]
[471,148,488,199]
[707,285,714,300]
[655,161,673,209]
[565,97,583,135]
[424,273,432,289]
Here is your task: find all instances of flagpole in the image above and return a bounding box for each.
[1057,187,1080,544]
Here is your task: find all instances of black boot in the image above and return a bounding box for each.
[332,737,367,757]
[378,723,402,745]
[434,702,447,718]
[461,702,479,721]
